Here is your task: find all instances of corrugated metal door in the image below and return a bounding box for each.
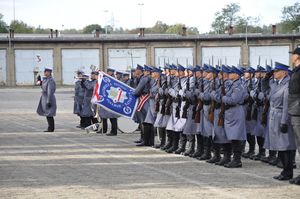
[62,49,100,85]
[0,50,6,86]
[155,48,193,67]
[202,47,241,66]
[108,48,146,72]
[15,49,53,85]
[249,46,289,68]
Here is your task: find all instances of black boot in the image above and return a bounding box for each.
[242,134,255,158]
[250,136,265,160]
[166,132,180,153]
[154,128,166,149]
[273,151,293,180]
[46,117,55,132]
[175,133,187,154]
[225,140,242,168]
[162,130,173,150]
[192,134,204,158]
[261,150,277,164]
[198,137,212,160]
[216,143,232,166]
[141,123,151,146]
[184,135,195,156]
[207,143,221,164]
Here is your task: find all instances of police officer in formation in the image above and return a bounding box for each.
[130,53,299,182]
[73,70,86,128]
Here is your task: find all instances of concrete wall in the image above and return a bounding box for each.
[0,37,299,86]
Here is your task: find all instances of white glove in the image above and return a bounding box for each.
[185,91,192,98]
[178,89,184,96]
[257,92,265,100]
[250,90,256,98]
[158,88,164,95]
[199,92,204,100]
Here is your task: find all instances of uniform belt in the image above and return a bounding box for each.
[225,104,236,110]
[203,100,211,105]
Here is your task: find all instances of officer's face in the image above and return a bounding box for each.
[107,71,113,76]
[244,72,251,79]
[44,71,51,77]
[206,72,213,80]
[203,71,208,78]
[187,71,193,77]
[255,72,261,79]
[195,71,201,78]
[223,73,229,80]
[170,69,176,76]
[178,70,184,77]
[91,74,97,80]
[229,73,239,80]
[152,72,159,79]
[123,76,129,81]
[291,54,300,64]
[274,70,287,80]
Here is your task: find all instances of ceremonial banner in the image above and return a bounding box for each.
[92,72,138,119]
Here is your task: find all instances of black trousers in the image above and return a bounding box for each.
[46,117,55,132]
[102,118,118,134]
[278,150,294,178]
[143,123,155,146]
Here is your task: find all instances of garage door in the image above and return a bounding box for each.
[62,49,100,85]
[108,48,146,72]
[202,47,241,66]
[0,50,6,86]
[15,49,53,85]
[249,46,289,68]
[155,48,193,67]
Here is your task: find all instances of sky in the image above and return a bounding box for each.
[0,0,298,33]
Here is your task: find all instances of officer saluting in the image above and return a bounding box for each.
[37,67,57,132]
[222,66,247,168]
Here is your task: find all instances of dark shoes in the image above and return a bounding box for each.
[43,130,54,132]
[224,160,242,168]
[289,175,300,185]
[273,174,292,181]
[136,142,145,147]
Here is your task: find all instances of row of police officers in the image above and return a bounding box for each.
[131,47,300,184]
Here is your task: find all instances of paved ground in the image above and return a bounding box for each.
[0,87,300,199]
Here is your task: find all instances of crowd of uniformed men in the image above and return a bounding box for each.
[37,47,300,185]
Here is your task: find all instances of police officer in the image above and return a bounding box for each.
[249,66,266,161]
[73,70,85,128]
[116,71,123,81]
[288,47,300,185]
[211,65,232,165]
[161,64,178,152]
[135,65,152,146]
[81,71,98,128]
[222,66,247,168]
[198,65,216,160]
[182,65,197,156]
[242,67,257,158]
[166,64,187,154]
[192,65,206,158]
[100,68,119,136]
[144,67,161,146]
[122,72,131,86]
[133,65,145,144]
[37,67,57,132]
[130,69,136,88]
[262,62,297,181]
[153,65,169,149]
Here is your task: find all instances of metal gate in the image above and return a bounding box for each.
[249,46,289,68]
[62,49,100,85]
[0,50,6,86]
[202,47,241,66]
[155,48,193,67]
[108,48,146,72]
[15,49,53,85]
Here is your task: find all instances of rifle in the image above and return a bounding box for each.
[155,76,162,113]
[194,76,204,123]
[246,73,254,120]
[218,72,225,126]
[160,76,167,115]
[175,77,182,119]
[208,77,215,124]
[165,76,172,116]
[261,71,273,126]
[252,77,261,121]
[182,76,190,118]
